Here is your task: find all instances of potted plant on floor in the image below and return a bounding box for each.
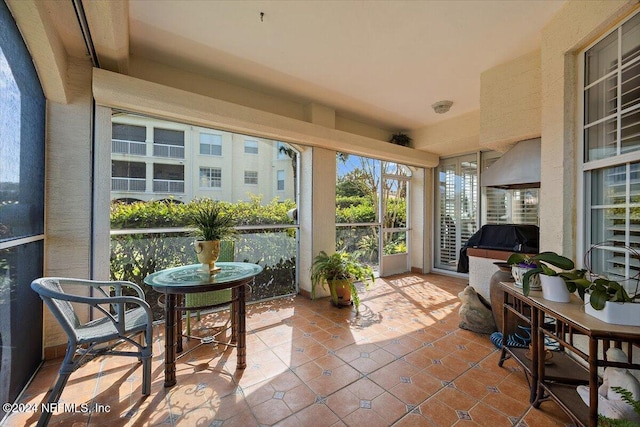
[189,200,236,273]
[311,250,374,313]
[507,251,581,302]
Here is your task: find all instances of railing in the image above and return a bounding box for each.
[153,143,184,159]
[110,225,298,321]
[153,179,184,193]
[112,139,146,156]
[111,177,146,192]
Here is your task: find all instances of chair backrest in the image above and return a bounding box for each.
[30,278,81,340]
[218,240,235,262]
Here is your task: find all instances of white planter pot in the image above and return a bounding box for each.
[539,275,571,303]
[511,265,541,290]
[584,294,640,326]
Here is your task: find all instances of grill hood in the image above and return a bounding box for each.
[481,138,541,189]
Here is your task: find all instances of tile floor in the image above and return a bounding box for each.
[4,273,574,426]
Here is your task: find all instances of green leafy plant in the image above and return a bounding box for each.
[507,251,579,296]
[576,276,639,311]
[389,132,412,147]
[598,386,640,426]
[189,199,236,241]
[311,250,374,312]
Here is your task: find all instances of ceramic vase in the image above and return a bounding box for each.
[511,265,541,290]
[540,275,571,303]
[194,240,221,273]
[583,294,640,326]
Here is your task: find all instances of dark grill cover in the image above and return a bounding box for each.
[457,224,539,273]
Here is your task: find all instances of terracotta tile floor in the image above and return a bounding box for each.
[4,273,575,426]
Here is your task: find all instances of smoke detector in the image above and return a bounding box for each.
[432,100,453,114]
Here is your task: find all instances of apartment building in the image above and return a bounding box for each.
[111,115,296,204]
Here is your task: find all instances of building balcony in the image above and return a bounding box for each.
[153,143,185,159]
[112,139,147,156]
[111,177,146,192]
[153,179,185,193]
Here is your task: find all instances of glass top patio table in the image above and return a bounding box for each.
[144,262,263,293]
[144,262,262,387]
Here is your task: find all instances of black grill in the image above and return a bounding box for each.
[457,224,539,273]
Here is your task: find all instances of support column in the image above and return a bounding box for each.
[298,103,337,298]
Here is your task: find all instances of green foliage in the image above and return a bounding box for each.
[110,197,295,229]
[225,195,296,226]
[384,199,407,228]
[189,199,236,241]
[336,170,371,198]
[384,240,407,255]
[579,277,639,311]
[357,235,379,262]
[310,250,374,313]
[110,199,191,229]
[336,203,377,224]
[507,252,576,296]
[110,197,297,320]
[389,132,412,147]
[336,196,372,210]
[598,386,640,426]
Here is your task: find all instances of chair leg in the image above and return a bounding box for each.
[186,310,191,337]
[37,372,71,427]
[141,350,152,396]
[37,345,75,427]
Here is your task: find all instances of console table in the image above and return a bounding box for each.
[498,281,640,426]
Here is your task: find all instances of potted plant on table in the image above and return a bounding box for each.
[311,250,374,313]
[507,252,581,302]
[576,243,640,326]
[189,200,236,273]
[576,275,640,326]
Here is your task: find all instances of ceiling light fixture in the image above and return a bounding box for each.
[432,100,453,114]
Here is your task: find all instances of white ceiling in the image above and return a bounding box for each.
[126,1,565,132]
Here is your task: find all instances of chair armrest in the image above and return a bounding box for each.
[36,280,153,331]
[55,278,146,299]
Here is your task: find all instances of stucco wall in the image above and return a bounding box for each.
[44,58,94,351]
[412,110,480,157]
[539,0,638,257]
[480,50,541,152]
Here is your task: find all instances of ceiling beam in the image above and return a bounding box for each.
[93,68,440,168]
[81,0,129,73]
[6,0,70,103]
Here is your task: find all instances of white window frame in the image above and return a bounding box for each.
[244,170,258,185]
[200,167,222,188]
[199,132,222,156]
[578,11,640,287]
[244,139,259,154]
[434,153,479,272]
[277,169,285,191]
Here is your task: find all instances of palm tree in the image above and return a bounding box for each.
[278,143,298,197]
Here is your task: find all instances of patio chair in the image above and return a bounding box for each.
[30,278,153,427]
[184,240,235,336]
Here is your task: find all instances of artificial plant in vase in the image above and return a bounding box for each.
[189,200,236,273]
[311,250,374,313]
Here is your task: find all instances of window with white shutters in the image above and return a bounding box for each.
[582,11,640,289]
[435,155,478,270]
